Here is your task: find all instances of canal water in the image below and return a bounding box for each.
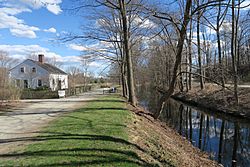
[137,86,250,167]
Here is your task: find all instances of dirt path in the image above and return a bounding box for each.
[225,83,250,88]
[0,89,103,154]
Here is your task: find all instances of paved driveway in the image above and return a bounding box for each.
[0,89,103,154]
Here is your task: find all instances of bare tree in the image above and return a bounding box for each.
[67,66,81,87]
[47,56,63,68]
[81,55,94,88]
[0,51,20,102]
[118,0,136,105]
[152,0,193,118]
[61,0,149,105]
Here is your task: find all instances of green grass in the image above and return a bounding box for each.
[0,95,155,167]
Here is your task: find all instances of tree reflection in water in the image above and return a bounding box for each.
[137,87,250,167]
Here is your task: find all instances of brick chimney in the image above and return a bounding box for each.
[38,54,44,63]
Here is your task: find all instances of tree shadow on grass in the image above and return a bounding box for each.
[59,115,126,130]
[84,99,126,103]
[24,99,126,104]
[0,132,159,167]
[0,107,127,117]
[0,132,143,151]
[79,107,128,111]
[0,99,162,166]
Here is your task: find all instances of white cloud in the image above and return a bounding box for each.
[0,7,32,15]
[68,44,89,51]
[241,0,250,10]
[10,28,38,38]
[132,16,157,29]
[63,55,82,63]
[0,44,47,59]
[221,22,232,32]
[68,42,114,53]
[44,27,57,33]
[67,43,111,74]
[205,27,216,36]
[46,3,62,15]
[0,44,81,64]
[0,0,62,38]
[89,61,101,68]
[0,45,110,75]
[19,0,63,15]
[0,7,40,38]
[96,15,157,30]
[140,19,157,29]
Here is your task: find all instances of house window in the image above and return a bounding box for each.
[20,67,24,73]
[32,67,36,73]
[38,80,42,87]
[24,80,28,88]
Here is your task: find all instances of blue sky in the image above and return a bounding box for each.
[0,0,108,76]
[1,0,249,76]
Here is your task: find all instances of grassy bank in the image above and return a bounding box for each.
[0,95,155,166]
[172,84,250,119]
[0,94,218,167]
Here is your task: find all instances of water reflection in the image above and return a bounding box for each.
[137,87,250,167]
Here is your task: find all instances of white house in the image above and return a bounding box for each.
[10,55,68,91]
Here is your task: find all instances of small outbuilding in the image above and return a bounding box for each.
[9,54,68,91]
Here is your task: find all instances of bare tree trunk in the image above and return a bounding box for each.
[179,65,184,92]
[124,76,129,96]
[120,62,127,97]
[196,0,204,90]
[165,47,170,88]
[188,19,193,90]
[185,47,189,92]
[231,0,239,105]
[202,31,207,84]
[235,1,240,68]
[119,0,136,106]
[216,0,225,87]
[154,0,192,118]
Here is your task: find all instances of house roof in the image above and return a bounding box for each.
[29,59,67,75]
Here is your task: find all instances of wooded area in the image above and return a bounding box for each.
[1,0,250,116]
[61,0,250,117]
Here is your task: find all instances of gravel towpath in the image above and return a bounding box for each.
[0,89,103,154]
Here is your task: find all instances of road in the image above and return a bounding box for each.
[0,89,103,154]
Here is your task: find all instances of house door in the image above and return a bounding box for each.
[58,80,62,90]
[24,80,28,88]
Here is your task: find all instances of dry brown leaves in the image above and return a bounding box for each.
[127,104,220,167]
